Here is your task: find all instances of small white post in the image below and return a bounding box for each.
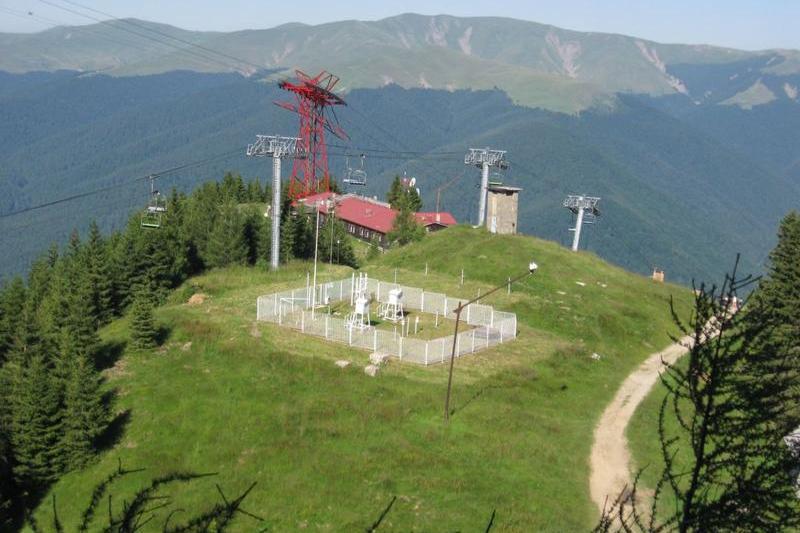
[377,281,381,302]
[460,269,464,285]
[373,329,377,351]
[301,310,305,332]
[441,339,445,363]
[443,296,448,316]
[273,293,278,316]
[306,272,310,303]
[399,336,403,360]
[471,330,475,353]
[414,316,419,335]
[425,342,429,365]
[325,315,329,338]
[435,311,439,328]
[500,323,504,342]
[490,308,494,327]
[466,304,470,324]
[507,277,511,294]
[425,262,428,276]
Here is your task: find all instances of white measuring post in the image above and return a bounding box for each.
[443,296,448,316]
[414,316,419,335]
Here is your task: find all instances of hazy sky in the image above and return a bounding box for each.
[1,0,797,51]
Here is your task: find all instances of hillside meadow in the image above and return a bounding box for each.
[30,227,692,531]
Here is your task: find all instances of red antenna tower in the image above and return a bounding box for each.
[275,70,348,199]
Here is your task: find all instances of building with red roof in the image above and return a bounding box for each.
[295,193,456,246]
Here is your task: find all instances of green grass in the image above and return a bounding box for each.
[31,226,692,531]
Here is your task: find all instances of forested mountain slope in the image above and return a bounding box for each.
[1,70,797,284]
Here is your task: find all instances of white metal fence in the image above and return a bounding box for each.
[256,275,517,365]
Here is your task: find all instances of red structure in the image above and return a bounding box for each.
[275,70,348,199]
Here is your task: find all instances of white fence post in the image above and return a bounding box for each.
[441,339,445,363]
[425,342,429,365]
[500,323,504,343]
[466,304,470,324]
[421,291,425,312]
[325,316,329,339]
[490,308,494,327]
[373,329,377,351]
[472,330,475,353]
[444,296,448,316]
[399,337,403,360]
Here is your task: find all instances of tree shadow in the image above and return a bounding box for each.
[94,339,126,371]
[96,408,131,453]
[155,325,171,346]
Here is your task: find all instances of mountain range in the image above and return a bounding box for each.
[0,13,798,284]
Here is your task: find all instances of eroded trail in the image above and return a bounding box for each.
[589,336,693,514]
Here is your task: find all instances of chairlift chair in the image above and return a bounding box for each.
[141,176,167,229]
[343,154,367,186]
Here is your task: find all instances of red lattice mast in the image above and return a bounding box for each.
[275,70,348,199]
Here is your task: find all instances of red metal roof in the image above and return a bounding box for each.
[414,212,457,227]
[296,193,456,234]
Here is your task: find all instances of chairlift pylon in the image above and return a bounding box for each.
[141,175,167,229]
[343,154,367,186]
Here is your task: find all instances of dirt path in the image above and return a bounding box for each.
[589,336,693,514]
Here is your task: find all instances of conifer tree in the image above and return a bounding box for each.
[10,353,64,490]
[205,201,248,268]
[60,352,108,470]
[257,214,272,267]
[129,288,158,350]
[387,204,425,246]
[0,277,26,364]
[61,273,100,361]
[319,216,358,267]
[85,221,113,326]
[280,213,297,263]
[741,211,800,431]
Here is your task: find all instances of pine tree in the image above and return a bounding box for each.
[280,213,297,263]
[130,289,158,350]
[10,353,64,491]
[204,202,248,268]
[742,211,800,432]
[257,214,272,268]
[60,352,108,470]
[85,221,113,326]
[386,176,404,209]
[387,205,425,247]
[0,277,26,364]
[61,273,100,361]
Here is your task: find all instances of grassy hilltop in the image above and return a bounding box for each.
[31,226,692,531]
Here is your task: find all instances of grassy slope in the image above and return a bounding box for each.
[31,227,692,531]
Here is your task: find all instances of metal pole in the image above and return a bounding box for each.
[478,161,489,227]
[312,206,320,319]
[571,205,585,252]
[443,269,533,423]
[444,305,463,422]
[271,155,282,270]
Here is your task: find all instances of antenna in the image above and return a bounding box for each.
[563,194,601,252]
[247,135,306,270]
[464,148,508,227]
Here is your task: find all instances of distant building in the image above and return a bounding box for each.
[652,268,665,283]
[486,185,521,234]
[296,192,456,247]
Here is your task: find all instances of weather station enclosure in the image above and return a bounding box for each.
[256,274,518,365]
